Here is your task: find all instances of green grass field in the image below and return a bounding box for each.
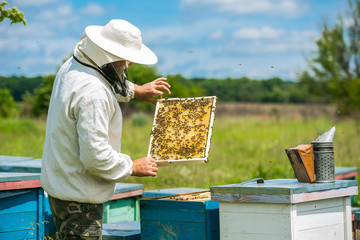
[1,103,359,192]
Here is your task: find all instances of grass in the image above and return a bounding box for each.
[0,117,46,158]
[123,115,360,190]
[0,104,359,192]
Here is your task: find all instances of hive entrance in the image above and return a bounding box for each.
[148,96,217,166]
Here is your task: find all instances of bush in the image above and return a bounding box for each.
[131,112,150,127]
[0,88,17,118]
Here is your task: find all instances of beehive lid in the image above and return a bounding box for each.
[211,179,358,195]
[0,172,40,182]
[114,183,144,194]
[211,179,358,203]
[148,96,217,166]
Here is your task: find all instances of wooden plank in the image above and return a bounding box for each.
[0,190,37,214]
[0,211,39,232]
[335,167,358,180]
[113,183,143,194]
[141,220,207,240]
[140,200,206,222]
[219,232,291,240]
[220,211,292,235]
[0,156,34,164]
[102,221,140,240]
[212,186,357,204]
[0,172,40,183]
[0,228,38,239]
[295,206,344,230]
[143,188,207,198]
[0,180,41,191]
[295,197,343,213]
[211,192,291,203]
[205,201,220,239]
[291,186,358,203]
[210,179,358,195]
[220,202,291,214]
[37,189,45,239]
[0,159,42,173]
[110,189,143,200]
[103,198,137,223]
[343,197,352,240]
[151,190,209,200]
[296,224,345,240]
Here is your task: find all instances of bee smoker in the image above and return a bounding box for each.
[312,127,336,183]
[312,141,335,183]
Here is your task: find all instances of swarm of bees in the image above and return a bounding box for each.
[148,96,217,164]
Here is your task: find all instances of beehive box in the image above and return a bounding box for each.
[211,179,358,240]
[140,191,219,240]
[103,183,143,223]
[148,96,217,166]
[0,172,46,239]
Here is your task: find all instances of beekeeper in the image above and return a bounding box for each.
[41,19,171,240]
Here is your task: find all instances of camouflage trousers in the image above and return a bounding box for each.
[48,196,103,240]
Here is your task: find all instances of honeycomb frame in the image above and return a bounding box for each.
[148,96,217,166]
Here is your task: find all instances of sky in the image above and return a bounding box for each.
[1,0,350,80]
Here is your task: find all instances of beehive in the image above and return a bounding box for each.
[148,96,217,166]
[140,191,219,240]
[211,179,358,240]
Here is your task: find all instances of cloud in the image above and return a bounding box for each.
[181,0,309,18]
[209,29,225,40]
[80,3,105,16]
[35,4,78,30]
[12,0,59,7]
[233,26,285,40]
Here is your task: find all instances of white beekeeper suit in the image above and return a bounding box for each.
[41,19,158,204]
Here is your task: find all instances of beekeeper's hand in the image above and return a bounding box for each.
[134,78,171,104]
[132,157,158,177]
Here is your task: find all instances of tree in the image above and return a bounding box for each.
[0,1,26,25]
[127,64,205,111]
[31,74,55,116]
[0,89,17,118]
[298,0,360,115]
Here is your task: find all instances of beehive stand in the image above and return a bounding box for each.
[148,96,217,166]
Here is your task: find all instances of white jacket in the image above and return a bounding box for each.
[41,34,134,204]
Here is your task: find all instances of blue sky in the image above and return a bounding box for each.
[1,0,349,80]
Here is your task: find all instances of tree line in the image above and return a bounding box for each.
[0,70,323,118]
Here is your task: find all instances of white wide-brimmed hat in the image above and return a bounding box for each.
[85,19,158,65]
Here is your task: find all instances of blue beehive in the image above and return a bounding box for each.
[140,191,219,240]
[0,172,46,239]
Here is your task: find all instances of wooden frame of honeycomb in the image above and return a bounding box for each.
[148,96,217,166]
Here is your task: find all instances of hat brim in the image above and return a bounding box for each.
[85,25,158,65]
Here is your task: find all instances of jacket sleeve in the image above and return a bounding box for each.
[75,93,133,182]
[115,80,134,102]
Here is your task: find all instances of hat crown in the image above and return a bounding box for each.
[101,19,142,51]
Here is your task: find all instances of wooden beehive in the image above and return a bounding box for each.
[0,172,46,239]
[211,179,358,240]
[140,191,219,240]
[148,96,217,166]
